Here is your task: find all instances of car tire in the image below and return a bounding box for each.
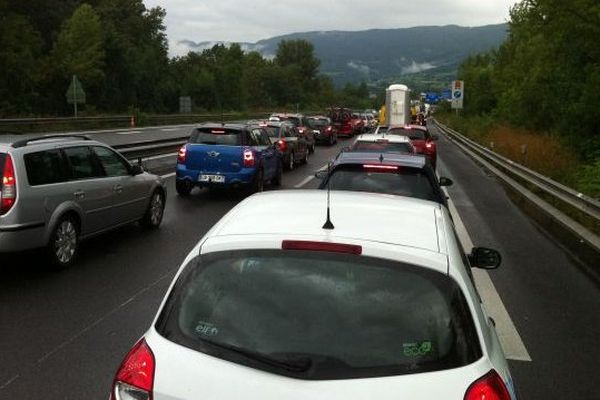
[272,162,283,187]
[176,179,192,196]
[287,152,295,170]
[141,190,165,229]
[47,215,79,269]
[252,168,264,193]
[310,143,315,154]
[328,135,334,146]
[301,149,309,164]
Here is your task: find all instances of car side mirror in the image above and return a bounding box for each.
[439,177,453,186]
[131,164,144,176]
[469,247,502,269]
[314,170,328,179]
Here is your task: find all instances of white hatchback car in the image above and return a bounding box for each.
[351,134,414,154]
[110,191,517,400]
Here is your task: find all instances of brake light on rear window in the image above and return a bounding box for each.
[211,130,226,134]
[464,370,511,400]
[111,339,155,400]
[282,240,362,255]
[1,154,16,215]
[243,149,255,167]
[363,164,399,171]
[177,145,187,164]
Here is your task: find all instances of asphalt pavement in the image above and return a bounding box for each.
[0,127,598,399]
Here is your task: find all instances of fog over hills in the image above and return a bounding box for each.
[179,23,508,86]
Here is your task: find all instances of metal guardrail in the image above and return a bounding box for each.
[113,137,188,163]
[432,118,600,261]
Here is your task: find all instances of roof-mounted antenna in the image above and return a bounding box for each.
[322,162,334,230]
[379,153,384,163]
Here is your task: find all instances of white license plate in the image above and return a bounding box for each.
[199,174,225,183]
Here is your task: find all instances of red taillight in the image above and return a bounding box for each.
[111,339,155,400]
[277,139,287,152]
[282,240,362,255]
[363,164,398,171]
[177,145,187,164]
[327,126,332,131]
[243,149,255,167]
[298,128,304,134]
[425,141,434,149]
[464,370,511,400]
[1,154,16,215]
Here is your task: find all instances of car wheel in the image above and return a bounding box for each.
[302,149,309,164]
[252,168,264,193]
[310,143,315,154]
[141,190,165,229]
[272,162,283,187]
[287,152,295,170]
[175,179,192,196]
[47,215,79,269]
[329,135,334,146]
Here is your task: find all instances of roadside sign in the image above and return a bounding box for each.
[451,80,464,109]
[66,75,86,117]
[179,96,192,113]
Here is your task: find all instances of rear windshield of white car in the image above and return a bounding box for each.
[156,250,482,380]
[352,141,413,153]
[388,128,426,140]
[190,128,242,146]
[323,164,442,204]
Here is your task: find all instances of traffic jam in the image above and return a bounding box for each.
[0,85,516,400]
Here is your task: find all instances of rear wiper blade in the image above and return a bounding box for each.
[204,341,312,372]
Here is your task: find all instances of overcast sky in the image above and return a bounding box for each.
[144,0,516,56]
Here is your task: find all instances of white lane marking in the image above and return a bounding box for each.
[161,172,176,179]
[294,163,329,188]
[144,153,177,161]
[439,160,532,362]
[294,176,314,188]
[116,130,141,135]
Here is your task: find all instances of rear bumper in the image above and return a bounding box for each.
[176,164,256,188]
[0,224,46,252]
[314,132,334,142]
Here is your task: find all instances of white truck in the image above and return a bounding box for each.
[385,84,411,126]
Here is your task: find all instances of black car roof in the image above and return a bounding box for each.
[334,151,428,169]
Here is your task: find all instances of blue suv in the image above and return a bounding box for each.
[176,123,283,195]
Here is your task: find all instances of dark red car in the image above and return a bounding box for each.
[269,113,315,153]
[386,125,438,169]
[306,115,337,146]
[327,107,354,138]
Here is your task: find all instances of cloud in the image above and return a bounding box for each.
[347,61,371,75]
[143,0,516,57]
[402,61,436,74]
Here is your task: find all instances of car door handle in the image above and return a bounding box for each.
[73,190,85,199]
[113,185,123,194]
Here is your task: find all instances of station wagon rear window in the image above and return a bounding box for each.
[190,128,242,146]
[352,141,413,153]
[156,250,481,380]
[0,153,5,180]
[24,150,69,186]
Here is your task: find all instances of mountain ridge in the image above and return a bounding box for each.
[179,24,508,87]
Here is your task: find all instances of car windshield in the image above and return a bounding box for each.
[190,128,242,145]
[388,128,426,140]
[307,118,328,128]
[377,126,389,134]
[323,165,441,203]
[352,141,413,153]
[156,250,481,380]
[276,116,300,127]
[264,126,280,138]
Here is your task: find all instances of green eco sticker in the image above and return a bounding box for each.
[403,341,433,357]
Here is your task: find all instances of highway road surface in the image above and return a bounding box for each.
[0,125,598,399]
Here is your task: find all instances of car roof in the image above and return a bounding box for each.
[388,124,428,132]
[355,134,411,143]
[335,151,427,168]
[195,122,249,130]
[270,113,302,118]
[207,190,445,256]
[0,134,103,150]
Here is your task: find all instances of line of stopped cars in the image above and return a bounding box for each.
[112,116,518,399]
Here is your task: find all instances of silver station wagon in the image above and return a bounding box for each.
[0,135,166,268]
